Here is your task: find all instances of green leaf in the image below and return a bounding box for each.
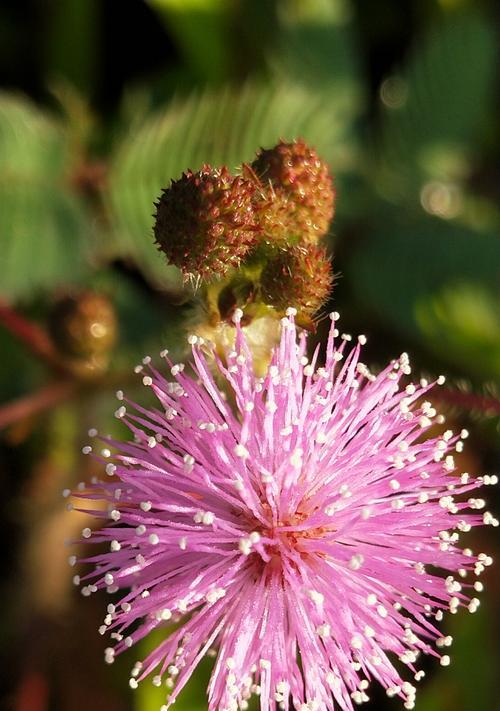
[417,600,498,711]
[415,283,500,379]
[147,0,233,83]
[108,81,358,285]
[0,93,91,300]
[133,629,210,711]
[272,0,362,98]
[376,10,496,203]
[44,0,100,96]
[347,214,500,379]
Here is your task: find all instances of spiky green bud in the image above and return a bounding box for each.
[154,165,258,282]
[260,245,333,316]
[250,138,335,246]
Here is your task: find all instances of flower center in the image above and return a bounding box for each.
[243,507,337,566]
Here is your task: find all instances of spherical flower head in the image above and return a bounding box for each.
[250,138,335,245]
[154,165,258,282]
[71,310,493,711]
[260,245,333,316]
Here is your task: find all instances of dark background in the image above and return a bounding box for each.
[1,1,499,710]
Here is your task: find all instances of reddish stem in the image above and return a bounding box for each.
[0,380,77,431]
[0,369,139,431]
[14,671,49,711]
[0,298,63,370]
[432,387,500,416]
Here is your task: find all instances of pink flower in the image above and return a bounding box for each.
[71,309,494,711]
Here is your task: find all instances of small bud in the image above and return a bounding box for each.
[154,165,258,282]
[249,139,334,246]
[49,292,117,358]
[260,245,332,316]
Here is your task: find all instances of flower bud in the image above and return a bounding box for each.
[49,292,117,359]
[250,139,335,245]
[260,245,332,316]
[154,166,258,282]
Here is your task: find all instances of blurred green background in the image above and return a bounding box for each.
[0,0,499,710]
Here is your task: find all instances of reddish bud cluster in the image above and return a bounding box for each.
[153,140,335,316]
[154,166,257,282]
[250,138,335,245]
[261,245,333,316]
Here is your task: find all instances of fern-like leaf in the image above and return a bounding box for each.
[0,93,91,300]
